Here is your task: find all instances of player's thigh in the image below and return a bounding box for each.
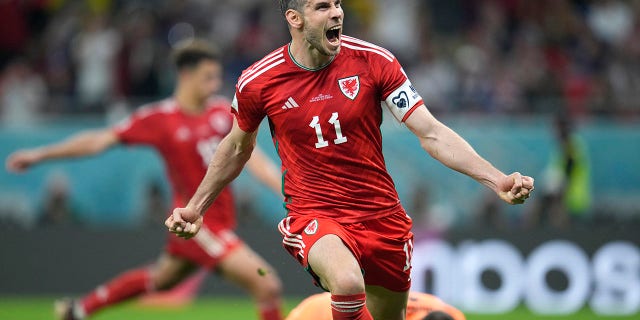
[365,285,409,320]
[217,244,282,297]
[360,212,413,292]
[151,253,198,289]
[307,234,364,294]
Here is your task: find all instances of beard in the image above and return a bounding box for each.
[303,23,337,57]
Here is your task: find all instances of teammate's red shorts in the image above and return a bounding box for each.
[165,224,243,269]
[278,211,414,292]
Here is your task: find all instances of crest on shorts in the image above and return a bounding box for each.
[338,76,360,100]
[304,219,319,235]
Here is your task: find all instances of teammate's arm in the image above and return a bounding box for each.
[166,118,257,238]
[404,105,534,204]
[245,146,282,197]
[5,129,119,173]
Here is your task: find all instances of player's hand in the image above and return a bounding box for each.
[165,207,203,239]
[5,150,41,173]
[497,172,534,205]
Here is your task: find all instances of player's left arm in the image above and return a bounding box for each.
[245,146,282,197]
[404,105,534,204]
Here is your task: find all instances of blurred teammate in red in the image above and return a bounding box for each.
[285,292,465,320]
[6,40,284,320]
[166,1,534,319]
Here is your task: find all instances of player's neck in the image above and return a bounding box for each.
[174,87,206,115]
[289,39,335,70]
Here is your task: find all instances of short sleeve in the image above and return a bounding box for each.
[374,55,424,122]
[231,82,266,132]
[112,108,164,146]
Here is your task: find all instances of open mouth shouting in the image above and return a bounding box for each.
[326,25,342,47]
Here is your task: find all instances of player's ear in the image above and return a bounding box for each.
[285,8,303,29]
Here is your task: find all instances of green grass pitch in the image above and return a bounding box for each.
[0,296,636,320]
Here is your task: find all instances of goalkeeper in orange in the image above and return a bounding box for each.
[285,291,465,320]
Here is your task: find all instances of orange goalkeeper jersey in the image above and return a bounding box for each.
[285,292,465,320]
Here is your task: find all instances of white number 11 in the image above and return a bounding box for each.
[309,112,347,149]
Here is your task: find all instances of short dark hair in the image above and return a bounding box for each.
[171,39,220,71]
[423,311,454,320]
[279,0,306,16]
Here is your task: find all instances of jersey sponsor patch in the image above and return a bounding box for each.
[304,219,319,235]
[338,76,360,100]
[384,79,423,122]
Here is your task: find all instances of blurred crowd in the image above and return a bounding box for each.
[2,0,640,230]
[1,0,640,125]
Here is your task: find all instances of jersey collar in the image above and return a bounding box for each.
[287,42,337,72]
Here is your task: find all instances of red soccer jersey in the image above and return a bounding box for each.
[113,96,236,229]
[232,36,424,223]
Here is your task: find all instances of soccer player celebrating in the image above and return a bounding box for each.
[6,40,284,320]
[166,1,534,319]
[285,292,465,320]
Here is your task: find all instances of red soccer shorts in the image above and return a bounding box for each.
[165,224,243,269]
[278,211,414,292]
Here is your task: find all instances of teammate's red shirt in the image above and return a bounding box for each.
[232,36,424,223]
[113,97,236,230]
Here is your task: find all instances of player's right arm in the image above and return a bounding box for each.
[166,117,257,239]
[5,129,119,173]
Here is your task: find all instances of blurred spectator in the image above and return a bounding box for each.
[587,0,634,48]
[39,171,81,226]
[115,6,164,104]
[410,182,457,233]
[526,114,592,228]
[455,43,493,112]
[143,179,170,226]
[411,41,459,114]
[371,0,421,62]
[606,23,640,116]
[0,1,29,68]
[0,0,51,68]
[40,2,80,114]
[71,11,121,113]
[0,58,48,126]
[475,190,508,230]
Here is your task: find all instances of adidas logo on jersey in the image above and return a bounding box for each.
[281,97,300,110]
